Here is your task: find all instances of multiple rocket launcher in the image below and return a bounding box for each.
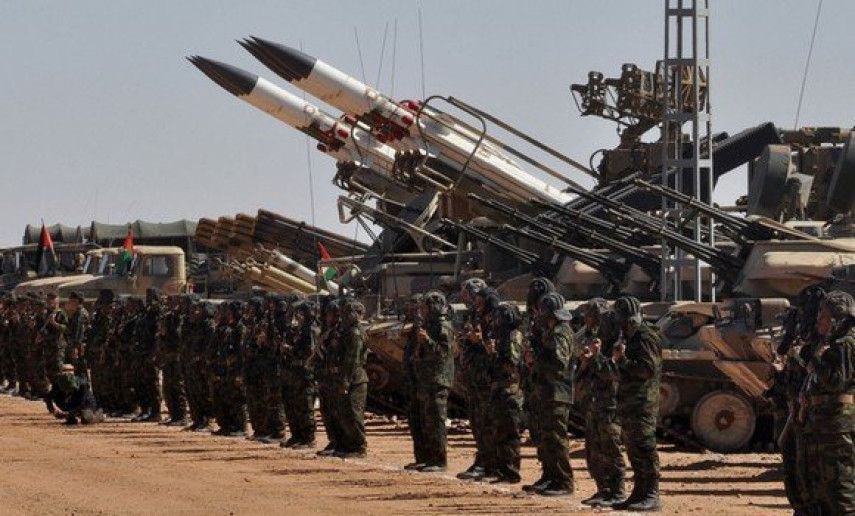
[188,37,573,213]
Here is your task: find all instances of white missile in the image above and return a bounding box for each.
[241,38,573,206]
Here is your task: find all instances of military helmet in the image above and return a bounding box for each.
[341,298,365,324]
[461,277,487,296]
[585,297,610,317]
[821,290,855,322]
[538,291,571,321]
[527,277,556,309]
[494,303,522,330]
[476,287,502,314]
[422,290,448,317]
[614,296,643,325]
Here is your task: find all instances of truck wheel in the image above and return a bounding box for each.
[690,390,755,452]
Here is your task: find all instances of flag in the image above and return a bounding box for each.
[317,241,338,281]
[119,226,134,273]
[34,223,57,276]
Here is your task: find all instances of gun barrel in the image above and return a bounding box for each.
[442,219,538,265]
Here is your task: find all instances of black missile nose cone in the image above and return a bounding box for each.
[187,55,258,97]
[243,36,316,82]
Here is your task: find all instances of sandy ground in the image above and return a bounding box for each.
[0,394,790,515]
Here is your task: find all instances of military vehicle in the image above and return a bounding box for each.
[13,247,118,297]
[57,246,188,300]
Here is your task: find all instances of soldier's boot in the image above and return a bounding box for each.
[317,442,338,456]
[624,478,660,512]
[596,479,626,508]
[581,479,608,506]
[280,436,300,448]
[612,478,646,511]
[539,479,574,497]
[456,462,485,480]
[522,477,550,493]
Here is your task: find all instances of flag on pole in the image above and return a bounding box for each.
[34,222,57,276]
[317,241,338,281]
[119,226,134,273]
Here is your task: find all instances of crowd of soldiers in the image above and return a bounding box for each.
[1,277,852,513]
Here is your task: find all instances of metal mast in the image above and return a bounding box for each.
[660,0,714,302]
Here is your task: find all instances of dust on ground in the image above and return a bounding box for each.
[0,395,788,515]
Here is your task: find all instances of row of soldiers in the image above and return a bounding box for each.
[768,286,855,515]
[403,278,663,511]
[0,288,371,458]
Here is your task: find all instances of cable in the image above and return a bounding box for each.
[794,0,823,129]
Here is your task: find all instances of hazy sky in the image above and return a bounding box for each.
[1,0,853,246]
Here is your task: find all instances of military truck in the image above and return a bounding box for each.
[56,246,188,300]
[13,248,118,297]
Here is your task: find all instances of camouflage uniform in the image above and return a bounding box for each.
[242,301,282,439]
[612,296,662,512]
[159,303,187,423]
[41,306,68,383]
[799,292,855,515]
[487,304,524,483]
[410,292,455,471]
[118,305,142,415]
[315,301,344,455]
[210,305,247,435]
[279,302,317,447]
[134,298,163,420]
[528,292,575,495]
[330,301,369,456]
[522,278,557,450]
[181,303,216,429]
[402,295,425,468]
[85,302,112,408]
[0,301,15,390]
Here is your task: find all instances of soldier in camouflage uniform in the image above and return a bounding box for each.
[456,278,495,481]
[242,297,281,442]
[85,290,114,408]
[64,292,89,376]
[330,299,369,458]
[487,302,524,483]
[611,296,662,512]
[158,295,188,425]
[9,299,29,397]
[798,290,855,515]
[41,293,68,391]
[771,285,825,514]
[131,289,163,422]
[576,298,625,507]
[408,291,455,472]
[523,291,574,496]
[403,294,426,470]
[522,278,556,449]
[181,301,216,431]
[118,298,144,417]
[0,296,15,393]
[279,299,318,449]
[316,298,344,456]
[210,301,247,437]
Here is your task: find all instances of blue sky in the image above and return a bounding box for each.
[1,0,852,246]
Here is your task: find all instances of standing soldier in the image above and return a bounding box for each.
[798,290,855,515]
[210,301,247,437]
[65,292,89,376]
[86,290,114,407]
[159,295,188,425]
[331,299,369,458]
[315,298,343,456]
[408,291,454,472]
[523,291,574,496]
[456,278,493,481]
[487,303,524,484]
[403,294,426,470]
[242,297,277,441]
[181,300,216,431]
[611,296,662,512]
[279,299,318,449]
[522,278,555,449]
[41,293,69,388]
[0,296,15,393]
[576,298,625,507]
[132,289,163,422]
[119,298,144,418]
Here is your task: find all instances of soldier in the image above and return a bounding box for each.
[0,296,15,393]
[611,296,662,512]
[403,294,426,470]
[210,301,247,437]
[522,278,556,449]
[523,291,574,496]
[487,303,524,483]
[181,300,216,431]
[576,298,625,507]
[159,295,188,425]
[45,363,103,425]
[315,298,344,456]
[9,298,29,397]
[330,299,369,458]
[798,290,855,515]
[772,285,826,514]
[407,291,455,472]
[279,299,318,449]
[132,288,163,423]
[41,292,68,388]
[242,297,278,442]
[85,290,114,408]
[118,298,144,417]
[456,278,494,481]
[64,292,89,376]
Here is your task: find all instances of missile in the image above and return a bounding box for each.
[241,38,573,205]
[187,55,398,175]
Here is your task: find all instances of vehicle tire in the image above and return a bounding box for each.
[690,390,756,453]
[658,381,680,418]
